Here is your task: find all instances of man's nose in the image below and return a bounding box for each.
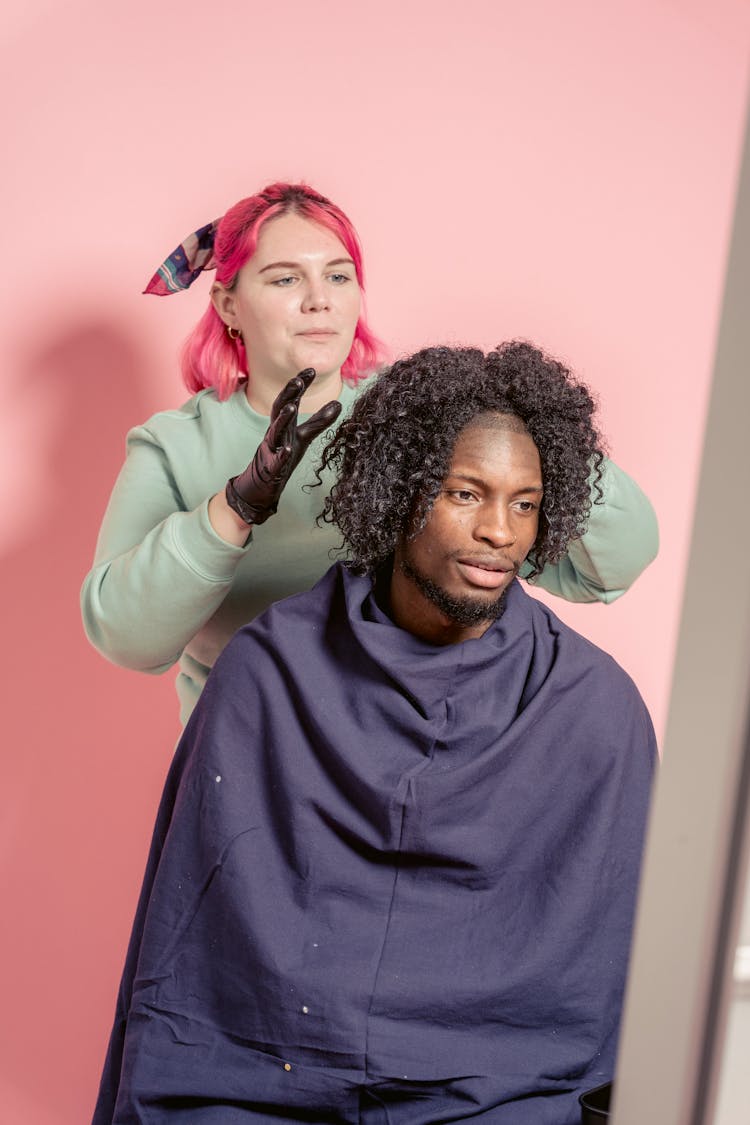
[473,505,516,547]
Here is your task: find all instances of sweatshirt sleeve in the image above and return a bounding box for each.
[80,425,249,673]
[523,457,659,604]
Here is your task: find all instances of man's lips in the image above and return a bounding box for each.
[455,558,515,590]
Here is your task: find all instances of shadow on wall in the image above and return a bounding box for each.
[0,319,180,1125]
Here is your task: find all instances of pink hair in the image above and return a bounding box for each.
[181,182,386,401]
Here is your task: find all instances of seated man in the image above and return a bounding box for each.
[95,342,656,1124]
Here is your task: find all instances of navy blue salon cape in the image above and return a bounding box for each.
[94,565,656,1124]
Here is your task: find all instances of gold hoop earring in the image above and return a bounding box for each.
[227,326,242,341]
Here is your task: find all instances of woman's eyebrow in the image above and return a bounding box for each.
[258,257,355,274]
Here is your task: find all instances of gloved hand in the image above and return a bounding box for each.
[225,368,342,526]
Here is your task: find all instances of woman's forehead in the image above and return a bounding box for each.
[253,211,350,262]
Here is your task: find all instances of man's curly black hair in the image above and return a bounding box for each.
[318,341,604,577]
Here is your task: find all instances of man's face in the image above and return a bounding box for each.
[390,414,543,643]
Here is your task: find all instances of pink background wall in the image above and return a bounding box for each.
[1,2,748,1120]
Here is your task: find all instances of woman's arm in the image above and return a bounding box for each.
[81,432,248,672]
[524,458,659,603]
[81,371,343,673]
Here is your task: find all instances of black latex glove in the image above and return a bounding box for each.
[225,368,342,526]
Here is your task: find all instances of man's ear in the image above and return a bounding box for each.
[210,282,238,328]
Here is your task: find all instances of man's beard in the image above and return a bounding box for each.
[400,556,509,626]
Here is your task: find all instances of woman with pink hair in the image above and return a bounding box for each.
[81,181,658,724]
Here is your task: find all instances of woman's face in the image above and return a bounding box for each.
[213,211,362,394]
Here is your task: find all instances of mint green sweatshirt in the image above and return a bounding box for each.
[81,382,658,725]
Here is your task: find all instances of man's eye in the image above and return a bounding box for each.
[448,489,476,503]
[515,501,538,512]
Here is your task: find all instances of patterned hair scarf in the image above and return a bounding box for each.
[143,219,220,295]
